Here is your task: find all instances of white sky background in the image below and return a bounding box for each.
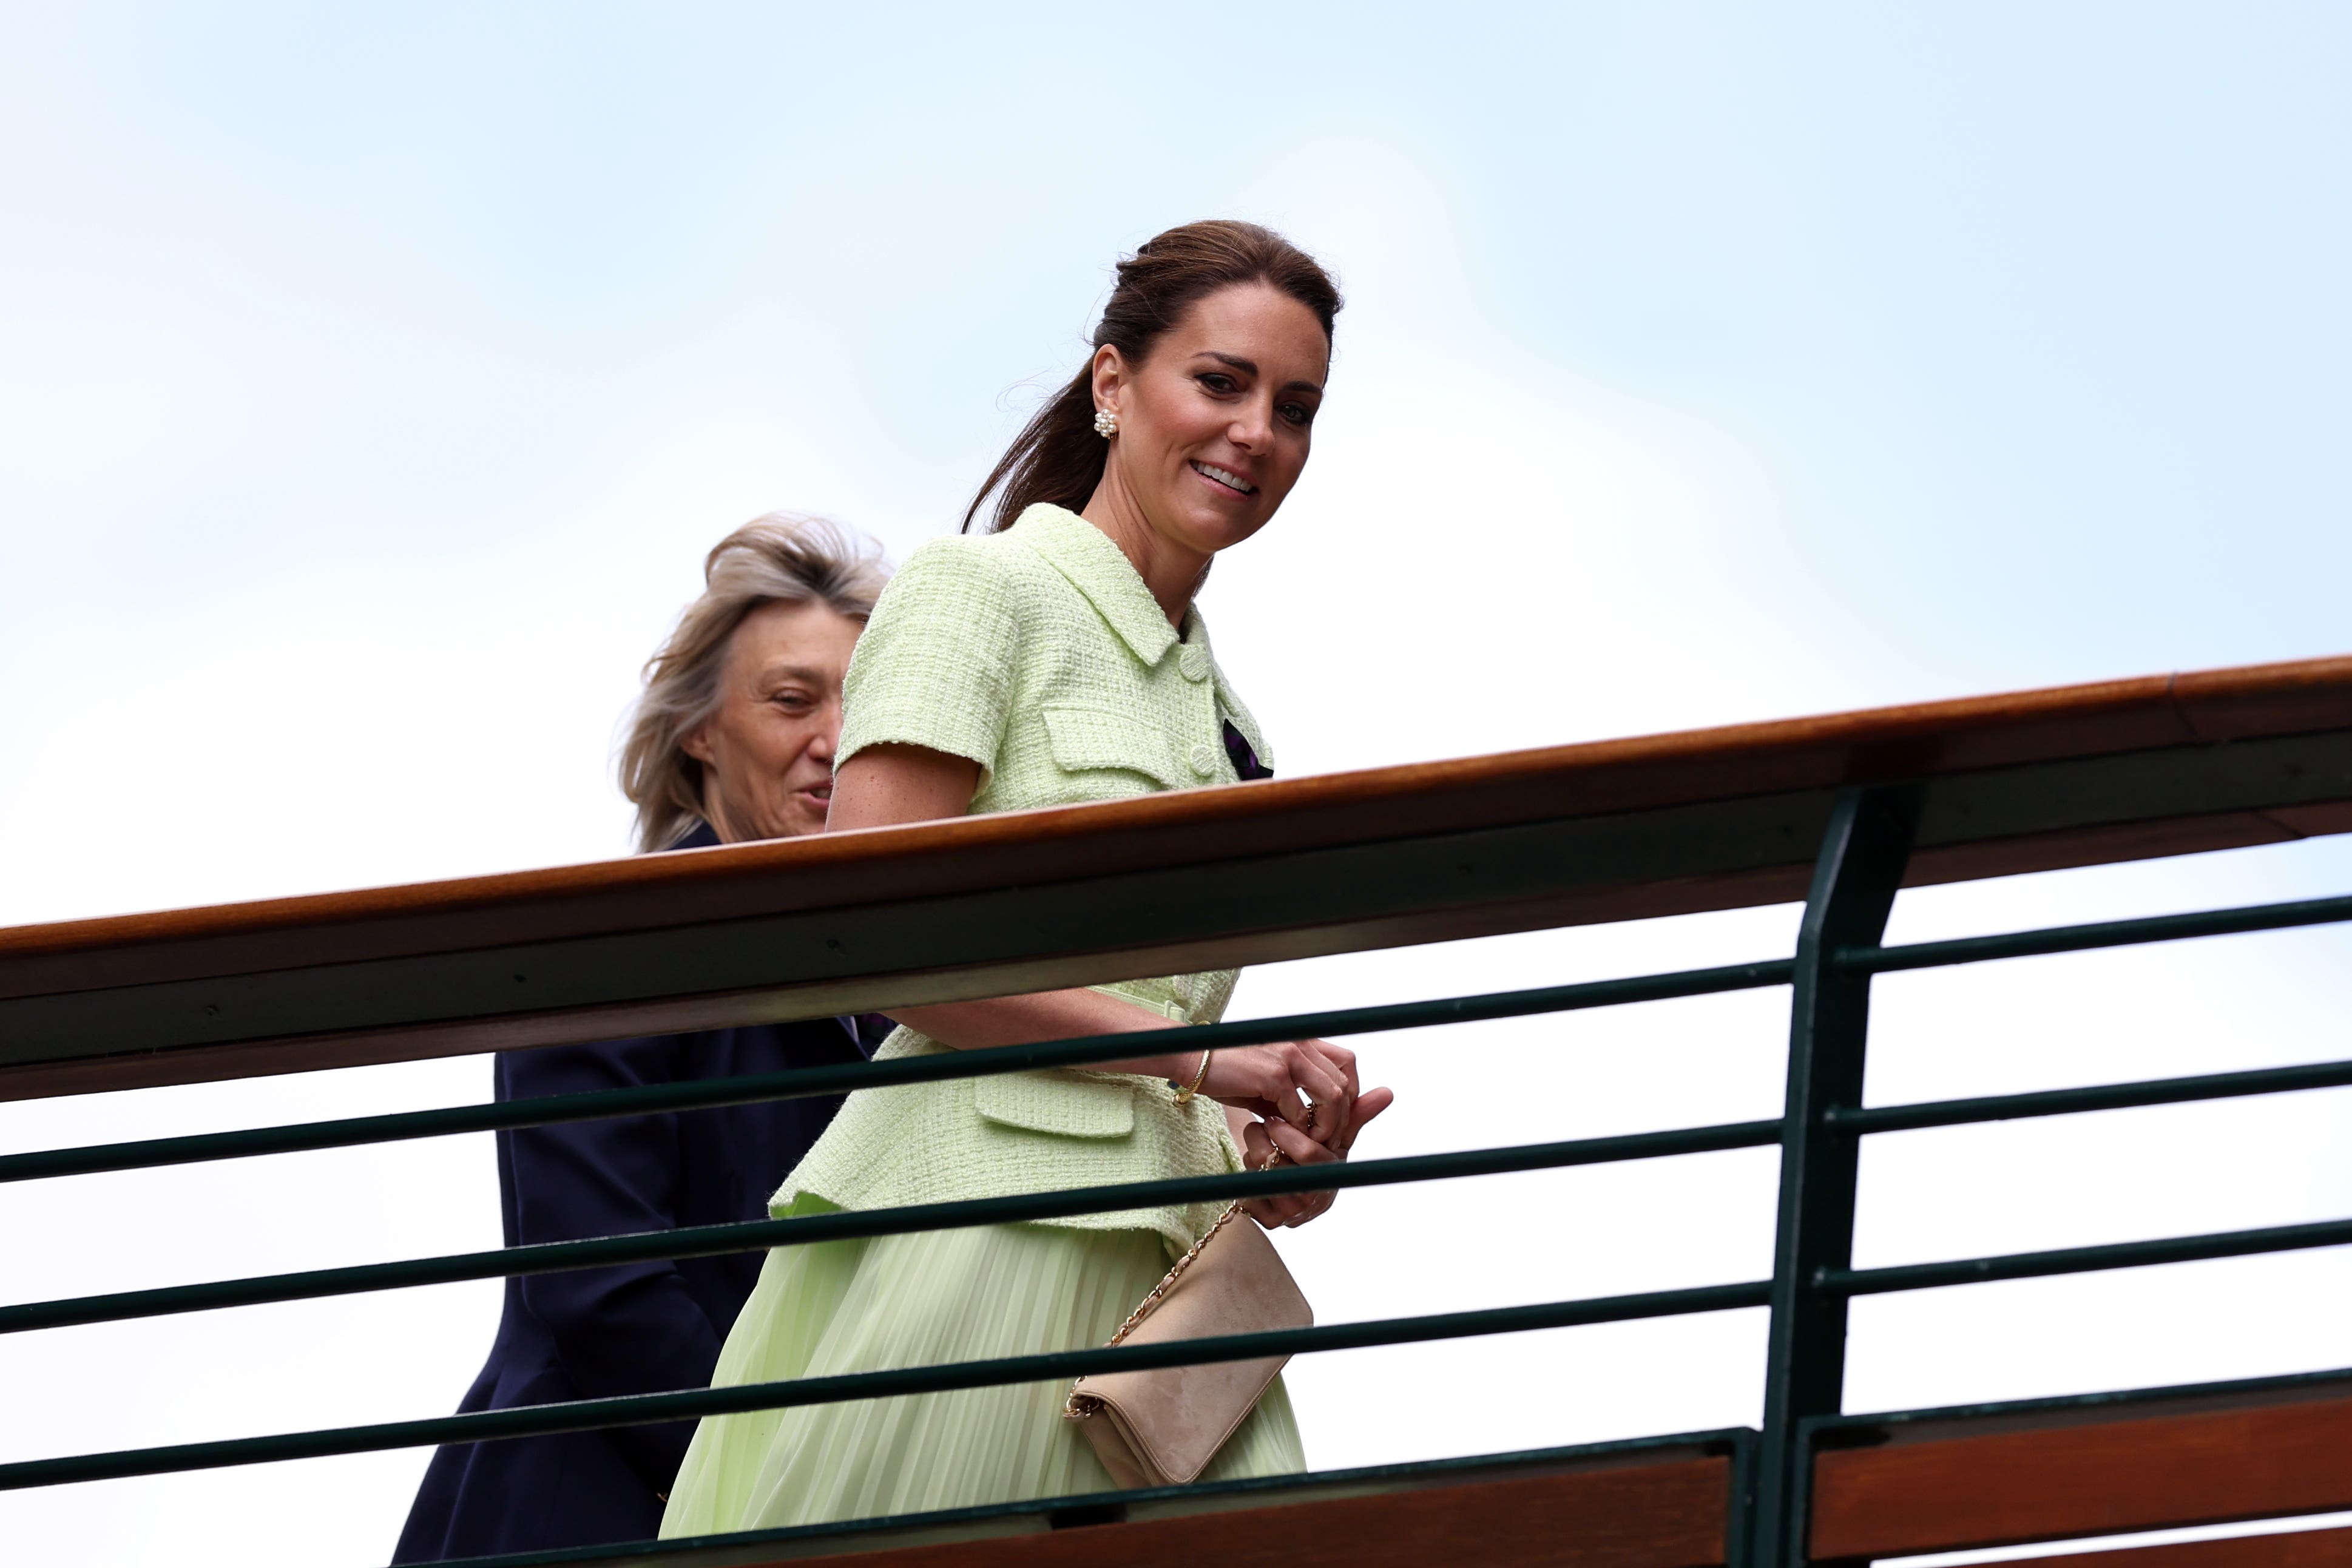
[2,4,2351,1564]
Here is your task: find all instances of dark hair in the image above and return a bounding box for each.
[963,220,1342,534]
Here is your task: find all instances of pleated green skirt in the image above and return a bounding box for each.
[657,1198,1305,1537]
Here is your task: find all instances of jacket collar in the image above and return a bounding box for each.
[1012,503,1188,667]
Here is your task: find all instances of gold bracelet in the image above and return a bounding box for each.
[1171,1047,1212,1106]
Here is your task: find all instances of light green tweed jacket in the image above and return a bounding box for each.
[772,503,1277,1252]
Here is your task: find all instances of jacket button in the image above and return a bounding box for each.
[1178,644,1210,682]
[1189,741,1217,776]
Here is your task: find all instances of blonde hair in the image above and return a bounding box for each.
[620,513,890,853]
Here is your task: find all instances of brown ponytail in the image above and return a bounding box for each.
[963,220,1342,534]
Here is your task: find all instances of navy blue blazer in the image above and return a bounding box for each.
[393,826,880,1563]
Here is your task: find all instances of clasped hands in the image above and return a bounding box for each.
[884,988,1392,1232]
[1196,1038,1394,1231]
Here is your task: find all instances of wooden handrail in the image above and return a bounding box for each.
[798,1459,1734,1568]
[2001,1527,2352,1568]
[4,654,2349,1100]
[535,1445,1737,1568]
[1812,1384,2352,1558]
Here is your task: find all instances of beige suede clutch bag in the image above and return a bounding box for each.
[1063,1158,1312,1489]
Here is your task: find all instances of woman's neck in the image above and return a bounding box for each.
[1079,476,1208,629]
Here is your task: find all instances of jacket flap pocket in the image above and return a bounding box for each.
[975,1071,1136,1140]
[1043,705,1178,787]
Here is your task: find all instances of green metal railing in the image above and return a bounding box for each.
[4,786,2351,1568]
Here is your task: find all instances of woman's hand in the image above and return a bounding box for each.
[1224,1067,1396,1230]
[1198,1036,1361,1145]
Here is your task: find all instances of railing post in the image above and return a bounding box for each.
[1751,785,1919,1568]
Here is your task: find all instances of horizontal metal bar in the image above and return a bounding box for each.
[1837,891,2352,976]
[0,1119,1783,1334]
[0,959,1794,1185]
[1820,1214,2352,1297]
[1827,1055,2352,1136]
[0,1277,1771,1491]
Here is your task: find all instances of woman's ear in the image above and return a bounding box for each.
[680,723,716,766]
[1089,344,1126,422]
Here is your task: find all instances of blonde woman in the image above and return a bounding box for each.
[396,515,890,1564]
[662,223,1393,1536]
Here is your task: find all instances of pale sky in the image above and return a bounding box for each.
[3,5,2350,1566]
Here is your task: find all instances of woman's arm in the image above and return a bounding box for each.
[829,745,1203,1081]
[825,743,982,834]
[828,744,1366,1146]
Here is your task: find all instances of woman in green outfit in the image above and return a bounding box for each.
[659,220,1393,1538]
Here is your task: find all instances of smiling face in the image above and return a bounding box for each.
[1087,281,1330,581]
[679,597,863,842]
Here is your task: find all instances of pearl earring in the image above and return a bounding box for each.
[1093,407,1118,438]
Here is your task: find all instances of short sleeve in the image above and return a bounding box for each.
[838,537,1023,791]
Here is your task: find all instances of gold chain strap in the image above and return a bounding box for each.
[1064,1147,1283,1418]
